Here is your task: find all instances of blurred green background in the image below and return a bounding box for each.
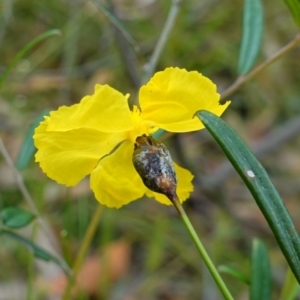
[1,0,300,299]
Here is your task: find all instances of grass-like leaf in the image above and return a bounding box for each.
[250,238,271,300]
[283,0,300,26]
[280,268,300,300]
[16,109,50,170]
[0,229,70,275]
[197,110,300,283]
[219,265,250,284]
[238,0,264,75]
[0,29,61,90]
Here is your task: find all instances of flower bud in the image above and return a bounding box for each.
[132,135,177,201]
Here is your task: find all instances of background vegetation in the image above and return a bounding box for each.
[1,0,300,299]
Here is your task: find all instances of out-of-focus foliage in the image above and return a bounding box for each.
[0,207,35,228]
[16,109,50,170]
[238,0,264,75]
[282,0,300,26]
[250,239,271,300]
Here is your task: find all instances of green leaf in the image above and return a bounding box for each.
[219,265,250,284]
[0,29,61,90]
[280,268,300,300]
[0,229,70,275]
[0,207,35,229]
[152,128,168,140]
[238,0,264,75]
[197,110,300,284]
[283,0,300,26]
[16,109,50,170]
[250,238,272,300]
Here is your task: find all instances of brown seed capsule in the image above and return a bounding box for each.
[132,135,177,201]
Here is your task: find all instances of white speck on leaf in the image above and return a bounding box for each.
[246,170,255,178]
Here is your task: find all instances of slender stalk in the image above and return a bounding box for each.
[221,33,300,102]
[141,0,183,84]
[91,0,139,53]
[26,223,38,300]
[170,195,234,300]
[106,0,140,88]
[62,204,104,299]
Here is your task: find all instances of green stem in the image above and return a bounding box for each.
[171,196,234,300]
[220,33,300,102]
[62,204,104,299]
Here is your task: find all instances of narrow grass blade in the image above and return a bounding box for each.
[0,229,70,275]
[219,265,250,284]
[0,29,61,90]
[238,0,264,75]
[0,207,35,229]
[280,268,300,300]
[16,109,50,170]
[145,217,168,272]
[283,0,300,26]
[250,238,271,300]
[197,110,300,283]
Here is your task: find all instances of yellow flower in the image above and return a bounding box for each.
[34,67,230,208]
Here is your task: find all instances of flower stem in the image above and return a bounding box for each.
[62,204,104,299]
[170,195,234,300]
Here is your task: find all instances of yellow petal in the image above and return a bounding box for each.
[146,163,194,205]
[139,67,230,132]
[90,140,146,208]
[34,118,125,186]
[47,84,133,133]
